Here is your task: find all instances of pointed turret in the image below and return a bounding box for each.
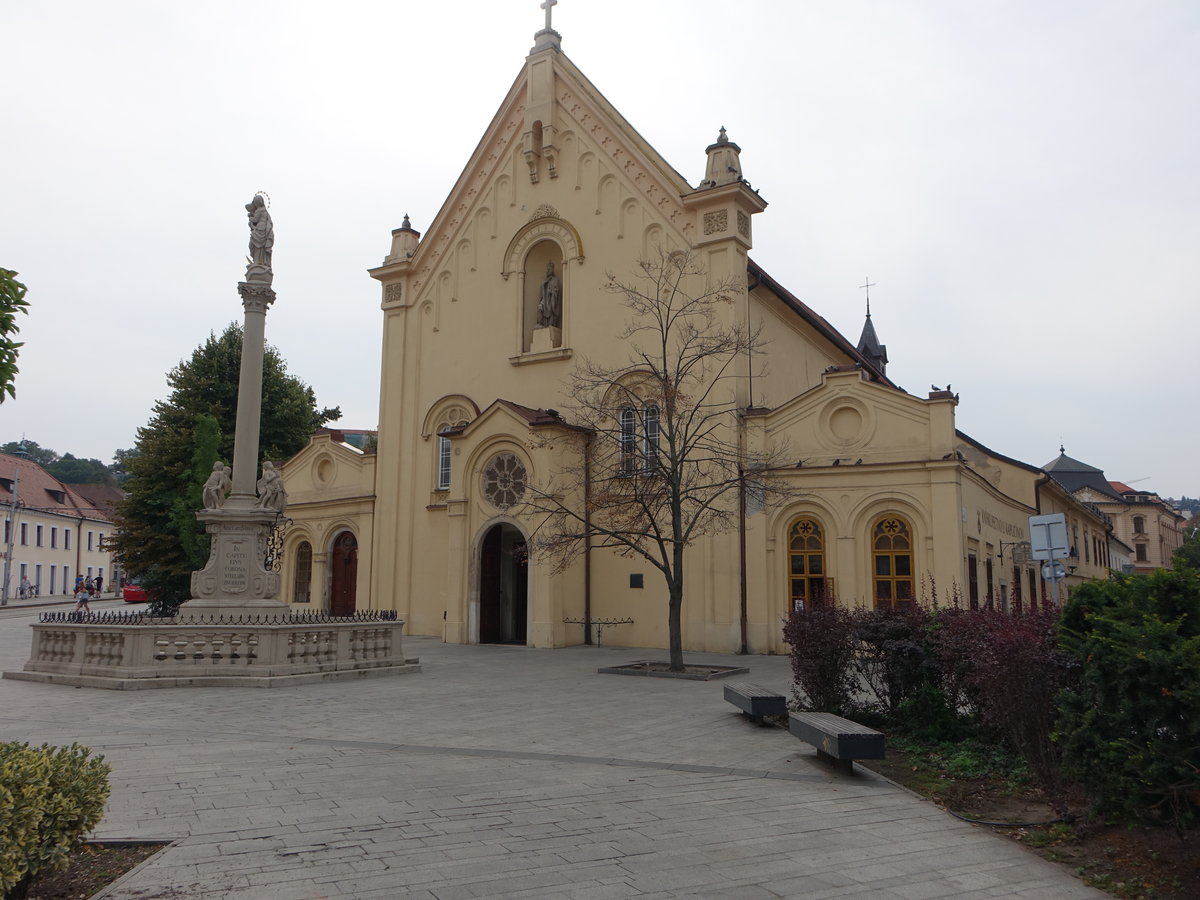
[384,214,421,265]
[856,297,888,375]
[699,126,743,188]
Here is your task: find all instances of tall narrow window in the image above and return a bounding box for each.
[1028,569,1038,611]
[50,526,57,549]
[642,405,660,473]
[619,406,637,476]
[967,553,979,610]
[873,516,914,609]
[64,530,71,551]
[1012,565,1022,614]
[788,517,829,609]
[36,525,43,547]
[436,433,453,490]
[293,541,313,604]
[1132,515,1145,534]
[985,556,994,609]
[432,410,470,491]
[20,523,27,546]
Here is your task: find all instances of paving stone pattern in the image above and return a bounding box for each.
[0,603,1102,898]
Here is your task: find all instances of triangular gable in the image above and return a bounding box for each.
[280,432,375,500]
[761,369,959,469]
[371,46,704,305]
[457,398,582,440]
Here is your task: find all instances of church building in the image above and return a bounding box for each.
[279,16,1111,654]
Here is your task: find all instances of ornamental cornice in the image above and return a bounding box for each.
[408,103,526,301]
[556,86,691,235]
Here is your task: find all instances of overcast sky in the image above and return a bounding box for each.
[2,1,1196,499]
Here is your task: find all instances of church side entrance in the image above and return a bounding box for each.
[329,531,358,616]
[478,523,527,644]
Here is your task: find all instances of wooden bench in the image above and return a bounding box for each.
[723,680,787,725]
[788,711,885,772]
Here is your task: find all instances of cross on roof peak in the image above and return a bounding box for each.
[860,276,876,316]
[541,0,557,31]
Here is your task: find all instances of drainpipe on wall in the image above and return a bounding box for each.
[583,432,593,645]
[738,466,748,655]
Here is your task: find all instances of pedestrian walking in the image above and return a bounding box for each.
[19,576,32,599]
[74,586,91,615]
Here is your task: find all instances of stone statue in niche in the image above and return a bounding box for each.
[536,261,562,328]
[202,461,232,509]
[255,461,287,513]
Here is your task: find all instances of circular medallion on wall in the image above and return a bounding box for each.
[817,396,876,450]
[482,452,527,510]
[314,454,335,488]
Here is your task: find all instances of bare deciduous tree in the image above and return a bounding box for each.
[524,249,794,671]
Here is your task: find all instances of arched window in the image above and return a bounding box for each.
[617,404,660,476]
[292,541,313,604]
[872,516,914,609]
[788,517,828,610]
[619,406,637,476]
[434,409,471,490]
[642,404,660,473]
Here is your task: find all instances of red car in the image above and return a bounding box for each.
[123,584,149,604]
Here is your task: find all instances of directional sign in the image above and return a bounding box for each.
[1029,513,1069,561]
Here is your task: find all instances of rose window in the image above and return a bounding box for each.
[482,453,527,510]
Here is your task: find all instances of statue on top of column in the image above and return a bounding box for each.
[246,194,274,271]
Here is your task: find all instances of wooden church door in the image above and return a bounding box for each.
[329,531,358,616]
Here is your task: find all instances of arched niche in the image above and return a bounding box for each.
[503,217,583,355]
[522,240,564,351]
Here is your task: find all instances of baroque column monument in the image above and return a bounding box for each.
[185,194,288,613]
[5,196,419,688]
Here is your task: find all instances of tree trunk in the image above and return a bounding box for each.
[667,547,685,671]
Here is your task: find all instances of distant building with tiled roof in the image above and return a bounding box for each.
[0,453,119,600]
[1041,448,1185,573]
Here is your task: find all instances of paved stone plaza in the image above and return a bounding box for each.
[0,600,1101,898]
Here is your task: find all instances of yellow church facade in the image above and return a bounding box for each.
[278,25,1109,654]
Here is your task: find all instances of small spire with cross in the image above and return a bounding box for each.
[532,0,562,51]
[860,276,876,317]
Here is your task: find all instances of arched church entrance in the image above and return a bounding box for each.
[478,523,528,644]
[329,531,358,616]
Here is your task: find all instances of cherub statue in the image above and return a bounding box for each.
[202,461,232,509]
[255,461,287,513]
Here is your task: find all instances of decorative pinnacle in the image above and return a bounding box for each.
[402,213,411,229]
[717,126,728,144]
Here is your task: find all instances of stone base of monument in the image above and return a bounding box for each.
[3,610,419,690]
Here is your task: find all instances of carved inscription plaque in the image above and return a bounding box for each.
[223,538,250,593]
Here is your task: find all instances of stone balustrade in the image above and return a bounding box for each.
[5,613,419,689]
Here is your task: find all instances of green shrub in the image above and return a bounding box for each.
[1058,570,1200,830]
[0,742,111,899]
